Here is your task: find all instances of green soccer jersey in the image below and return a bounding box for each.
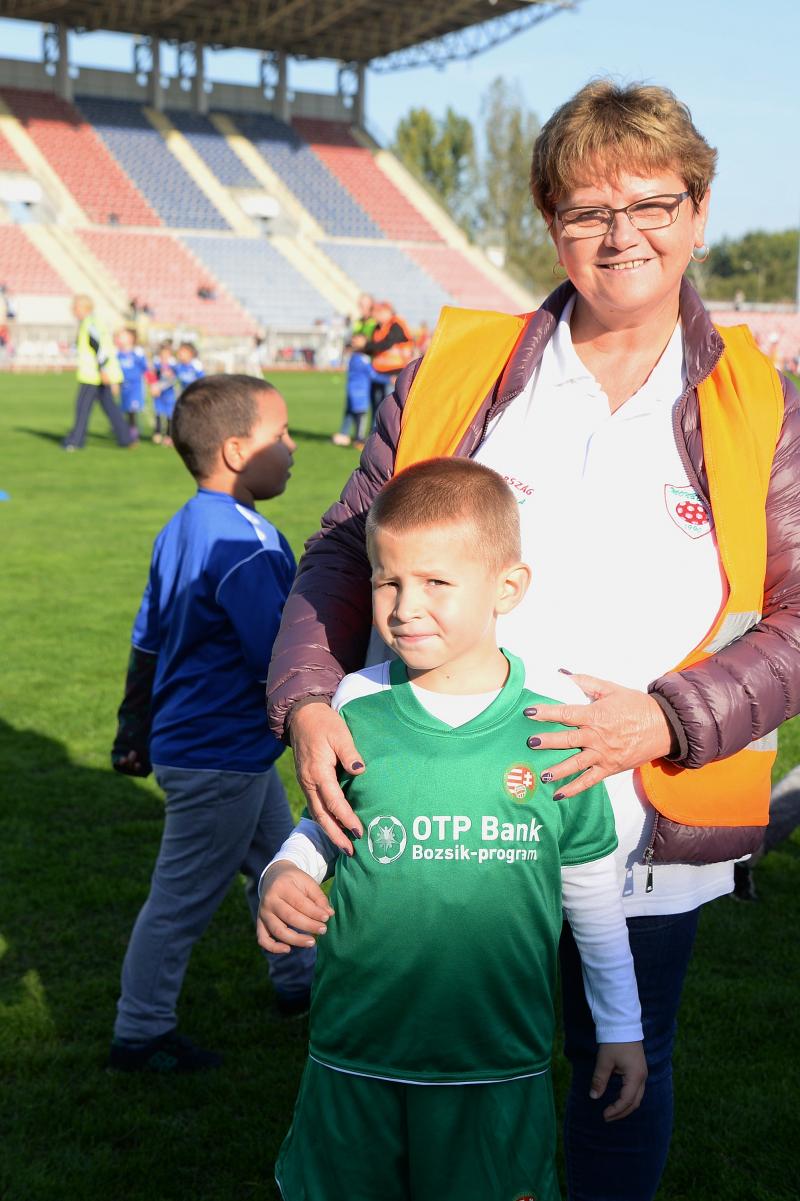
[309,651,618,1084]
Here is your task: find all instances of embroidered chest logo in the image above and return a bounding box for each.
[366,815,407,864]
[503,763,536,802]
[664,484,712,539]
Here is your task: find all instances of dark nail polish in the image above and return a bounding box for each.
[527,736,541,748]
[553,792,565,802]
[558,667,573,675]
[523,707,538,717]
[541,771,553,783]
[351,760,364,771]
[351,828,362,840]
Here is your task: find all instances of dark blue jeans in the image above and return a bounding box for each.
[560,906,701,1201]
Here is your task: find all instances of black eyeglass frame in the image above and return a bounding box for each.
[555,191,691,238]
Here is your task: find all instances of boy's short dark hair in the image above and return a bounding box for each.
[172,373,276,480]
[366,458,521,571]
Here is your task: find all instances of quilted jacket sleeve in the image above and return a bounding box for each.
[266,358,423,740]
[649,372,800,767]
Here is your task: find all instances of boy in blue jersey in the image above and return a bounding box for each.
[174,340,205,391]
[109,373,315,1073]
[115,326,148,441]
[259,459,646,1201]
[151,342,178,445]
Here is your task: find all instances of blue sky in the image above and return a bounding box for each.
[1,0,797,241]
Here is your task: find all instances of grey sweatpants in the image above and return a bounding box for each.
[114,764,315,1043]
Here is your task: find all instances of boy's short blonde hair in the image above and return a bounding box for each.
[531,79,717,220]
[366,458,521,571]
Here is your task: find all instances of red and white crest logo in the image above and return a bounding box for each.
[503,763,536,801]
[664,484,712,539]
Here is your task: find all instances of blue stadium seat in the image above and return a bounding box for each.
[75,96,230,230]
[320,241,451,326]
[228,111,382,239]
[165,110,258,188]
[182,235,335,326]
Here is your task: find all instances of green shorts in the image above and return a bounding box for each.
[276,1057,560,1201]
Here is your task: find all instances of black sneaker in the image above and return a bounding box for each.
[275,989,311,1019]
[108,1029,223,1073]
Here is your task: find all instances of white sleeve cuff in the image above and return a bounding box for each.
[257,818,339,898]
[561,855,643,1044]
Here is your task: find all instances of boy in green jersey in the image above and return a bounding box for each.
[259,458,646,1201]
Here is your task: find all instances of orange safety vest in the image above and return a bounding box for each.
[371,316,415,375]
[394,306,784,829]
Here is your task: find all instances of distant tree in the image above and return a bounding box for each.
[393,106,477,233]
[690,229,799,304]
[474,78,553,294]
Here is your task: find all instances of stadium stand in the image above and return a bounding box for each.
[0,124,26,171]
[183,235,335,327]
[77,229,255,335]
[165,110,259,189]
[407,244,523,313]
[0,87,161,227]
[229,111,382,238]
[0,225,69,293]
[320,240,452,326]
[293,118,442,244]
[74,96,230,230]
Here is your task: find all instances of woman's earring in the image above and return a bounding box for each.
[691,244,710,263]
[552,261,567,278]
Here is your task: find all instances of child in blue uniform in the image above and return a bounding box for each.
[152,342,178,445]
[115,327,149,441]
[110,373,315,1073]
[174,340,204,391]
[332,351,372,449]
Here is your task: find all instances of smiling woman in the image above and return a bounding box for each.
[265,79,800,1201]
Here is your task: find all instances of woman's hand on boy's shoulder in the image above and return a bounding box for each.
[289,703,366,854]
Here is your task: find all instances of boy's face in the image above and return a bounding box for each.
[369,522,518,680]
[236,389,296,501]
[177,345,193,363]
[116,330,134,350]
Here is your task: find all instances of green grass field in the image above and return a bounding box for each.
[1,371,798,1201]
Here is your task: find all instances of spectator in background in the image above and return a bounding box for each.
[351,299,415,429]
[62,294,133,452]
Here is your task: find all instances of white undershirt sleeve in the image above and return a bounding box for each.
[258,817,340,897]
[561,855,643,1044]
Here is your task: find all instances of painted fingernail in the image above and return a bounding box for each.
[553,792,565,802]
[351,828,362,839]
[558,667,573,675]
[351,760,364,770]
[541,771,553,783]
[527,736,541,748]
[523,707,538,717]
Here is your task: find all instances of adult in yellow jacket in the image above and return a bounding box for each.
[63,294,132,451]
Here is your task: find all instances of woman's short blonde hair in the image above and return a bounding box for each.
[530,79,717,221]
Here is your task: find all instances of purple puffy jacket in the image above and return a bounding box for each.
[267,280,800,855]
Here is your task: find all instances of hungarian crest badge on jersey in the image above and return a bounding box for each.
[503,763,536,802]
[664,484,712,539]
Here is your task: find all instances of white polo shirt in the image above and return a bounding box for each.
[474,297,734,915]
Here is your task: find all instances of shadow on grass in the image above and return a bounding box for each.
[0,718,303,1201]
[289,426,360,445]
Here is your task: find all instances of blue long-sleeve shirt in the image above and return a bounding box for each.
[132,489,294,771]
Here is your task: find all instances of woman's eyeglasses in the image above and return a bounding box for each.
[556,192,690,238]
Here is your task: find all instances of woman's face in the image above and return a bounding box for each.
[549,167,709,327]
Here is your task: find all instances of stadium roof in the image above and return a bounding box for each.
[0,0,572,69]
